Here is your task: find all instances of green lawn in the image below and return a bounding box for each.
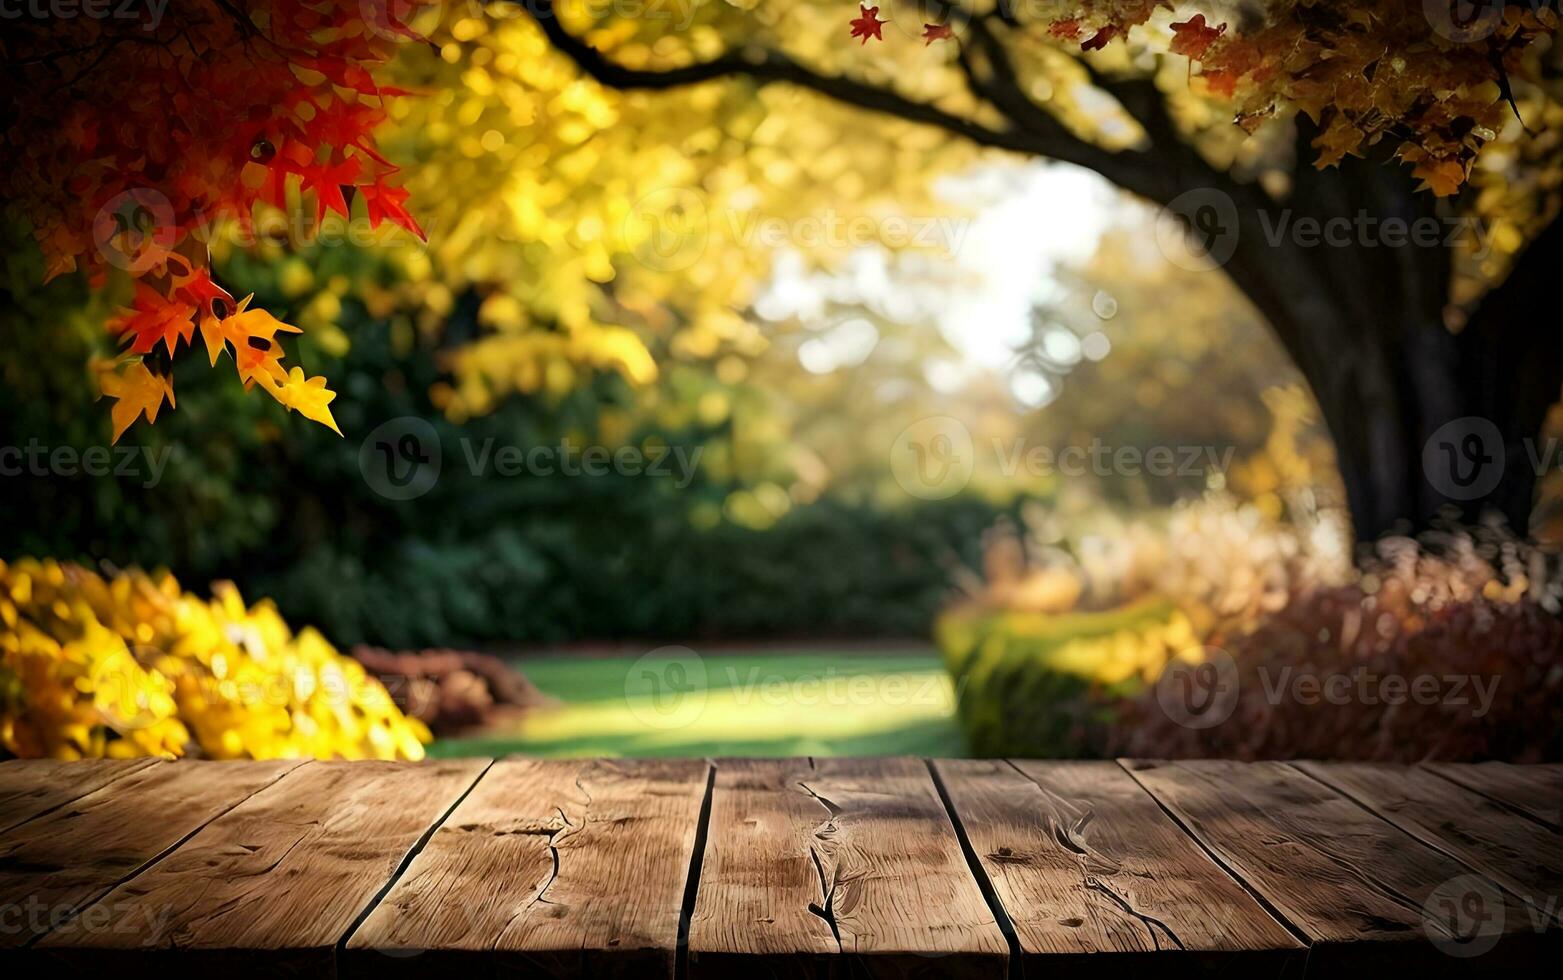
[428,648,967,758]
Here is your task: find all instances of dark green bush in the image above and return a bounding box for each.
[1,257,1004,648]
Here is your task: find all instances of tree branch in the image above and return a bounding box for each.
[522,0,1157,195]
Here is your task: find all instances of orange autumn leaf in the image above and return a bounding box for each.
[1200,69,1239,98]
[98,360,176,443]
[1170,14,1226,60]
[4,1,425,436]
[259,367,343,435]
[108,284,196,357]
[224,296,302,388]
[1414,158,1468,198]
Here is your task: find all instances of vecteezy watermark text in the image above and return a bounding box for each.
[0,0,167,29]
[891,415,1236,500]
[459,437,701,488]
[1155,191,1499,272]
[358,416,703,500]
[0,896,172,940]
[0,441,170,489]
[1157,649,1502,729]
[621,646,960,730]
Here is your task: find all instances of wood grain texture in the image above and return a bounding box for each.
[689,757,1009,980]
[934,759,1301,976]
[6,757,1561,977]
[345,757,710,980]
[1424,762,1563,829]
[688,758,847,980]
[1126,759,1558,974]
[1297,762,1563,929]
[0,757,159,834]
[0,759,299,949]
[35,758,486,977]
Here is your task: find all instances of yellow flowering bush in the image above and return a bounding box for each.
[0,558,430,761]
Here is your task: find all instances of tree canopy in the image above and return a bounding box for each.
[4,1,1561,538]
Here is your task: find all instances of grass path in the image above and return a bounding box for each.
[428,648,966,758]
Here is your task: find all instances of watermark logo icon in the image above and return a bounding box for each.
[1423,874,1506,957]
[93,188,176,274]
[891,416,975,500]
[1155,188,1239,271]
[1156,647,1239,729]
[358,0,440,43]
[1423,416,1503,501]
[624,646,708,730]
[359,417,442,501]
[885,1,970,44]
[1422,0,1505,43]
[624,188,709,272]
[89,646,166,732]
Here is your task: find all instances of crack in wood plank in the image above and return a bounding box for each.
[0,758,160,836]
[1001,759,1190,952]
[938,757,1299,974]
[345,758,710,979]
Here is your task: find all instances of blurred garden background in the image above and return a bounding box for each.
[4,2,1562,763]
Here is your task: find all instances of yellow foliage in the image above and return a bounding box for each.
[376,4,981,416]
[0,559,430,761]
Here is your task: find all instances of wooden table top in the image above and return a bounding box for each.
[0,757,1558,977]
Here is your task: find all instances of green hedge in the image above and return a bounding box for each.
[0,255,1008,648]
[938,597,1192,756]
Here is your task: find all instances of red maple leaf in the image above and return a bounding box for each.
[1170,14,1227,60]
[109,283,196,357]
[923,23,954,45]
[360,180,427,240]
[849,5,885,44]
[1081,25,1119,51]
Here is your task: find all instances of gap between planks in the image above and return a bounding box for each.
[14,757,1560,977]
[1113,757,1315,951]
[13,759,306,950]
[675,764,718,980]
[1291,761,1563,931]
[925,759,1024,980]
[335,757,498,957]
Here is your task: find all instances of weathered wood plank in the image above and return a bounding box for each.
[0,757,159,834]
[1126,759,1557,974]
[689,757,1009,979]
[35,758,487,976]
[1297,762,1563,929]
[345,757,710,980]
[934,758,1302,975]
[0,759,299,949]
[687,758,846,980]
[1424,763,1563,830]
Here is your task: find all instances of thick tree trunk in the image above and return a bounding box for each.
[1205,137,1563,543]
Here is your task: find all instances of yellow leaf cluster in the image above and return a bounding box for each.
[0,559,430,761]
[375,4,980,417]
